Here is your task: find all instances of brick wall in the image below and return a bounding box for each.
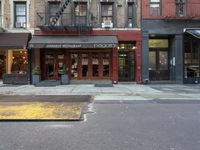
[34,0,141,29]
[1,0,34,31]
[142,0,200,19]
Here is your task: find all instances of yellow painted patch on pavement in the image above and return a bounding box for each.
[0,102,83,120]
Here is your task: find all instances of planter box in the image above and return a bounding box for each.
[32,75,41,85]
[3,74,28,84]
[61,75,69,85]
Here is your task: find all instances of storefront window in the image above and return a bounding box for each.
[82,54,88,77]
[92,54,99,77]
[0,49,28,80]
[0,51,6,79]
[11,50,28,74]
[184,36,200,80]
[103,54,110,77]
[71,54,78,78]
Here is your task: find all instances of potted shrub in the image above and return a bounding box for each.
[32,65,41,85]
[61,65,69,85]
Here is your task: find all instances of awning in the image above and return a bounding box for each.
[0,33,31,50]
[28,35,118,49]
[185,29,200,39]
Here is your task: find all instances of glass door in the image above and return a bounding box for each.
[103,53,110,77]
[92,54,99,77]
[158,51,169,80]
[44,52,65,80]
[81,54,89,78]
[149,49,169,81]
[45,54,56,80]
[118,51,135,81]
[57,54,65,78]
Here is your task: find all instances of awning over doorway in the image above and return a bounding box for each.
[0,33,31,50]
[28,35,118,49]
[185,29,200,39]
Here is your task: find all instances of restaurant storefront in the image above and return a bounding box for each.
[41,49,112,81]
[0,33,31,84]
[29,35,119,83]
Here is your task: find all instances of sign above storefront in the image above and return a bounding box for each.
[149,39,169,48]
[29,43,117,49]
[28,35,118,49]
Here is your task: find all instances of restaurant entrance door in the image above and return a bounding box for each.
[42,50,65,80]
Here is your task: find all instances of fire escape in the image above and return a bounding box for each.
[37,0,93,33]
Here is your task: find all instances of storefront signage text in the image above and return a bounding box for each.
[29,43,117,49]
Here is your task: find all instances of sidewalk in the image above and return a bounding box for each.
[0,81,200,101]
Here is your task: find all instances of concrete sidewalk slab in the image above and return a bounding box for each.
[0,83,200,101]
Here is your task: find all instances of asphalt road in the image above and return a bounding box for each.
[0,100,200,150]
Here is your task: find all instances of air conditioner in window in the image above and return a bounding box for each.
[15,22,26,28]
[102,20,113,28]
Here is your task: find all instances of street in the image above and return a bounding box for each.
[0,100,200,150]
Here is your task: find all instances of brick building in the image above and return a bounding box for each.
[0,0,33,84]
[29,0,142,84]
[141,0,200,84]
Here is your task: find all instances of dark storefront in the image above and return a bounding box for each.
[29,35,119,83]
[142,20,200,84]
[0,33,31,84]
[184,29,200,83]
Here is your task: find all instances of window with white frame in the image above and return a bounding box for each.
[176,0,186,17]
[14,2,26,28]
[150,0,161,16]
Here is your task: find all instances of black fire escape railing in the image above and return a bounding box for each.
[36,0,98,31]
[50,0,70,26]
[37,12,95,31]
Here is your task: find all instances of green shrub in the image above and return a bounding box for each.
[32,65,41,75]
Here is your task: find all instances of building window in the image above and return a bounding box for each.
[14,2,26,28]
[176,0,186,17]
[75,2,87,26]
[150,0,161,16]
[128,3,134,28]
[48,2,60,25]
[101,3,113,24]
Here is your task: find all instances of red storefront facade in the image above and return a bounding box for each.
[30,30,142,84]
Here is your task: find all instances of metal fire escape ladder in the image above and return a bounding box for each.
[51,0,71,26]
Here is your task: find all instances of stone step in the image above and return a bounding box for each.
[35,80,61,87]
[70,80,112,85]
